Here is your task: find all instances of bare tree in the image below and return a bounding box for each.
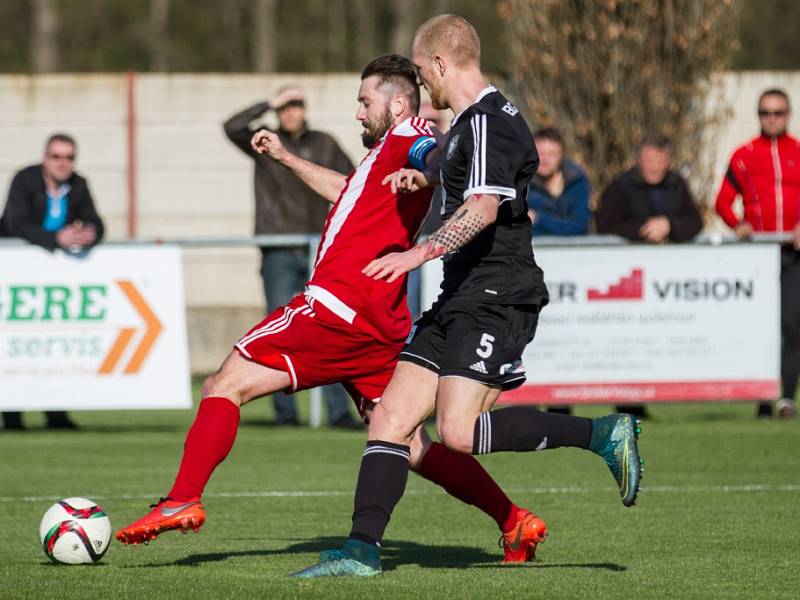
[220,1,246,70]
[252,0,276,72]
[149,0,169,71]
[390,0,419,55]
[327,0,347,71]
[351,0,376,67]
[502,0,741,210]
[30,0,59,72]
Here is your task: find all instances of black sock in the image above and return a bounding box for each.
[349,440,410,546]
[472,407,592,454]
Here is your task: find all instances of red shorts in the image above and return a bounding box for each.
[234,294,403,416]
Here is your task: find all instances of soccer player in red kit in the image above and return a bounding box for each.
[116,54,547,563]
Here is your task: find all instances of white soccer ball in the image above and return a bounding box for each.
[39,497,111,564]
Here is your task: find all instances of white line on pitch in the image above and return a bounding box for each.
[1,483,799,504]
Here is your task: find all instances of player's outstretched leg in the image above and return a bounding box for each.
[116,351,290,545]
[586,414,643,507]
[115,395,238,544]
[470,407,644,507]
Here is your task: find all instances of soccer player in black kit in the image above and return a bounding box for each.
[295,14,643,578]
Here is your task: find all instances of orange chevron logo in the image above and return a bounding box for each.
[97,280,163,375]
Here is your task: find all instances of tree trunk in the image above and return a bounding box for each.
[327,0,347,71]
[30,0,59,72]
[390,0,418,55]
[252,0,276,72]
[148,0,169,71]
[350,0,375,67]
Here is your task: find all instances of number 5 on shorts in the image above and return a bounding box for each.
[476,333,495,358]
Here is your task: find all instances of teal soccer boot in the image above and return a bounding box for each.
[291,539,381,578]
[589,414,643,507]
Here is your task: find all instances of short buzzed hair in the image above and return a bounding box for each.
[637,133,672,155]
[534,127,564,147]
[759,88,791,111]
[45,133,76,151]
[413,14,480,68]
[361,53,420,114]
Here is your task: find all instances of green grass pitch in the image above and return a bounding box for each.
[1,396,798,599]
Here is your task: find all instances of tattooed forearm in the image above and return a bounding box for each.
[419,196,495,260]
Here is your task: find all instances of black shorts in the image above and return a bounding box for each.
[399,299,540,390]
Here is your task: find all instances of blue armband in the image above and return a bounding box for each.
[408,136,437,170]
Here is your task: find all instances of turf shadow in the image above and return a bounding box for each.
[136,536,625,572]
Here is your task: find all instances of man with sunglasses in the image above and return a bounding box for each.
[0,132,104,431]
[1,133,103,253]
[716,88,800,419]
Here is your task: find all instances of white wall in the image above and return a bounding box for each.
[2,71,800,312]
[0,74,365,314]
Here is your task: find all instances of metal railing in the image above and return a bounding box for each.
[1,231,794,426]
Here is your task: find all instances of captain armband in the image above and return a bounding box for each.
[408,136,437,171]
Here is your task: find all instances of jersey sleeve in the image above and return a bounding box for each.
[462,113,523,202]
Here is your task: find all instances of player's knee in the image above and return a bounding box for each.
[437,421,473,454]
[369,403,415,444]
[201,371,244,407]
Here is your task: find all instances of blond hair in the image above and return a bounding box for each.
[413,14,480,68]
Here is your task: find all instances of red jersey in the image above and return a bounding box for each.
[715,133,800,232]
[305,117,435,344]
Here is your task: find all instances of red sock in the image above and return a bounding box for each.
[418,442,520,533]
[168,397,240,502]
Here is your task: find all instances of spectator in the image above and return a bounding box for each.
[595,134,703,244]
[596,134,703,419]
[527,127,590,236]
[0,132,104,430]
[715,88,800,419]
[223,86,361,428]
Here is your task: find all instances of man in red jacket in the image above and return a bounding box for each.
[715,88,800,419]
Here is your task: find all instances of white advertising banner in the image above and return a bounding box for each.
[0,246,191,410]
[421,244,781,403]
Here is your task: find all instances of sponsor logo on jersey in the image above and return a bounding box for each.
[446,134,460,159]
[501,102,519,116]
[469,360,488,374]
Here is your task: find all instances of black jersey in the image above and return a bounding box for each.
[438,85,549,306]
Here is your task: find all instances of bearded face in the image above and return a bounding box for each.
[360,106,393,148]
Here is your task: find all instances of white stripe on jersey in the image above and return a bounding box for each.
[468,114,487,192]
[480,114,487,189]
[313,137,386,271]
[282,353,299,391]
[393,116,433,138]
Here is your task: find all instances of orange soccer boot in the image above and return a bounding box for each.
[501,509,548,563]
[116,497,205,545]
